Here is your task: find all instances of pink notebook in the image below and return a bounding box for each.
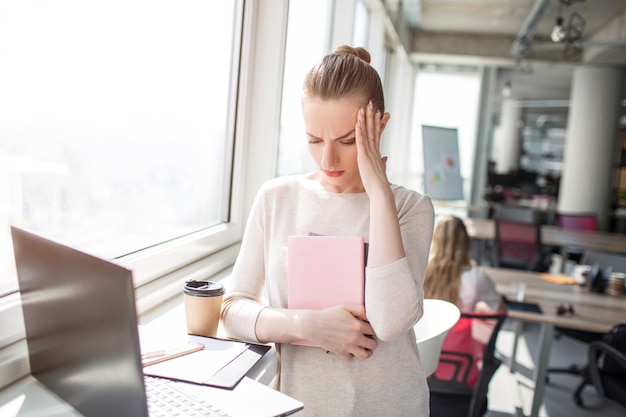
[287,235,366,346]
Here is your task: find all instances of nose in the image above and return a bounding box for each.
[321,142,338,169]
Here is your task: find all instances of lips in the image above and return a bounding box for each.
[323,169,344,177]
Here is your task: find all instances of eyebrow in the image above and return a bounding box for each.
[306,129,355,141]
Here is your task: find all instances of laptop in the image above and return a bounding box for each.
[11,225,303,417]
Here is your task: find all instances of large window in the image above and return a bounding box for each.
[277,0,332,176]
[410,67,482,202]
[0,1,243,294]
[352,0,370,48]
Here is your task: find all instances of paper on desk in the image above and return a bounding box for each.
[143,338,248,385]
[138,324,187,353]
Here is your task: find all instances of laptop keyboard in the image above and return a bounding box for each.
[145,376,233,417]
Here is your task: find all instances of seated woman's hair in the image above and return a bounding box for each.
[423,215,473,305]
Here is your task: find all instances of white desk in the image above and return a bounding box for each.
[0,376,83,417]
[485,266,626,417]
[0,299,279,417]
[140,299,278,387]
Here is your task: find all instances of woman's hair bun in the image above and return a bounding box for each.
[334,45,371,64]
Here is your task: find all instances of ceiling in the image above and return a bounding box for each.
[388,0,626,65]
[384,0,626,111]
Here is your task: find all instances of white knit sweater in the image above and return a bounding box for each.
[221,175,434,417]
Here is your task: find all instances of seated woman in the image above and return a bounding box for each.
[425,216,506,417]
[424,215,503,313]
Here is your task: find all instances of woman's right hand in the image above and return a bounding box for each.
[300,304,378,360]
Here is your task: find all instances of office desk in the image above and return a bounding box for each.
[484,266,626,417]
[464,217,626,255]
[140,299,278,387]
[0,299,279,417]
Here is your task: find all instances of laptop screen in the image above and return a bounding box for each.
[11,226,148,417]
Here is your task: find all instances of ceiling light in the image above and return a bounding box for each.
[551,16,565,42]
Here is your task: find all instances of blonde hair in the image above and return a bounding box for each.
[303,45,385,113]
[423,215,473,307]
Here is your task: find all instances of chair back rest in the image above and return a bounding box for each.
[431,312,506,388]
[557,212,597,231]
[493,204,536,223]
[414,299,461,376]
[581,250,626,275]
[588,337,626,407]
[604,324,626,365]
[495,219,541,266]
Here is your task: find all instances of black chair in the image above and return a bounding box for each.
[587,324,626,408]
[581,250,626,276]
[546,250,626,404]
[429,312,507,417]
[546,328,604,406]
[548,324,626,407]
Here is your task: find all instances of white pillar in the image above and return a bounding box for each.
[557,65,624,230]
[492,99,522,173]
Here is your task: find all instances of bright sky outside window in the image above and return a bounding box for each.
[277,0,332,176]
[0,1,241,294]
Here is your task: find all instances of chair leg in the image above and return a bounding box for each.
[572,366,591,407]
[547,364,583,376]
[573,379,588,407]
[509,320,523,373]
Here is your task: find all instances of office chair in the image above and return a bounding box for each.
[581,250,626,275]
[414,299,461,376]
[492,204,536,223]
[428,312,507,417]
[547,250,626,402]
[556,212,598,263]
[586,324,626,408]
[546,328,604,406]
[556,212,598,231]
[492,219,546,271]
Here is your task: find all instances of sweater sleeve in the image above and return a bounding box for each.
[220,187,268,343]
[364,191,434,341]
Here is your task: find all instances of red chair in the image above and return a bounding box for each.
[556,212,598,263]
[492,219,544,271]
[556,212,597,231]
[428,312,507,417]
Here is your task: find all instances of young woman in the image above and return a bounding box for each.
[424,215,503,312]
[221,45,434,417]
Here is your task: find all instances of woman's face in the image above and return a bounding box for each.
[301,96,364,193]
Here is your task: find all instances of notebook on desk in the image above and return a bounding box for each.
[11,225,303,417]
[287,235,365,346]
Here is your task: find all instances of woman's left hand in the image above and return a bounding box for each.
[355,101,390,195]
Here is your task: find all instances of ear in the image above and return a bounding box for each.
[379,112,391,133]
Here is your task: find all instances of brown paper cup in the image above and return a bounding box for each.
[607,272,625,296]
[183,280,225,337]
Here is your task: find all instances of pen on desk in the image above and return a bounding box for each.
[141,343,204,367]
[142,349,170,360]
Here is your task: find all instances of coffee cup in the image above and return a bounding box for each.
[607,272,625,296]
[183,280,225,337]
